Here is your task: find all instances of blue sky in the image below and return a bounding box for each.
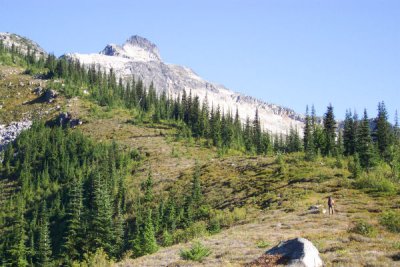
[1,0,399,120]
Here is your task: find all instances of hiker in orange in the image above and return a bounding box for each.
[328,196,335,215]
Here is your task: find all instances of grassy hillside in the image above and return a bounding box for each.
[64,98,400,266]
[0,65,62,124]
[120,154,400,266]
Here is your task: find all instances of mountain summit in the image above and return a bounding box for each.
[67,35,304,134]
[100,35,161,62]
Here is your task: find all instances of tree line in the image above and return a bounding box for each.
[303,102,400,175]
[0,42,303,155]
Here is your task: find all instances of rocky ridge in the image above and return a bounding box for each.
[0,32,47,58]
[67,35,305,134]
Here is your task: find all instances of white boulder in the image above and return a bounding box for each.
[266,237,323,267]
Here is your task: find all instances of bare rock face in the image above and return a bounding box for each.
[56,112,82,128]
[43,89,58,103]
[66,35,305,135]
[266,237,323,267]
[0,32,47,58]
[100,35,161,62]
[33,86,43,95]
[0,120,32,151]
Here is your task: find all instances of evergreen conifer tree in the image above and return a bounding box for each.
[394,110,399,138]
[343,110,356,155]
[6,196,28,267]
[323,104,336,156]
[357,110,375,169]
[143,172,154,205]
[244,117,253,152]
[374,101,392,160]
[303,105,312,151]
[233,108,242,147]
[113,201,125,257]
[90,174,114,254]
[253,109,262,153]
[141,210,158,255]
[63,175,84,262]
[350,153,361,178]
[199,95,210,137]
[211,105,222,147]
[336,129,344,156]
[37,202,52,266]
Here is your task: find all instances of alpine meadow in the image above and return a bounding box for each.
[0,1,400,266]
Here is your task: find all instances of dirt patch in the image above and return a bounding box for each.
[244,254,288,267]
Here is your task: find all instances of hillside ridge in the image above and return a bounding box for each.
[66,34,305,134]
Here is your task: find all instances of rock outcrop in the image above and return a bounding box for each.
[56,112,82,128]
[308,205,327,214]
[265,237,323,267]
[0,120,32,151]
[0,32,47,58]
[32,86,43,95]
[43,89,58,103]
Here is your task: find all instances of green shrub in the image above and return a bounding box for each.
[232,207,247,221]
[210,207,247,228]
[348,154,361,178]
[73,248,114,267]
[172,229,185,244]
[185,221,208,239]
[162,230,173,247]
[207,217,221,234]
[173,221,208,243]
[350,220,377,237]
[354,171,396,195]
[275,153,287,175]
[256,240,271,248]
[130,148,142,161]
[334,155,343,169]
[380,211,400,233]
[180,242,211,262]
[171,146,180,158]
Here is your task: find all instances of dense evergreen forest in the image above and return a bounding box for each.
[0,40,399,265]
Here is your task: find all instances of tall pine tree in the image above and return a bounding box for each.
[141,210,158,255]
[343,109,356,156]
[63,175,84,262]
[357,110,375,169]
[322,104,336,156]
[37,201,52,266]
[374,101,392,160]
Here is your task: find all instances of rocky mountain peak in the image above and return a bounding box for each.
[125,35,157,50]
[100,44,124,57]
[100,35,161,62]
[69,35,304,134]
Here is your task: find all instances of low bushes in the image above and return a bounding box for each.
[209,207,247,228]
[350,220,377,237]
[380,211,400,233]
[354,170,397,195]
[180,242,211,262]
[173,221,208,244]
